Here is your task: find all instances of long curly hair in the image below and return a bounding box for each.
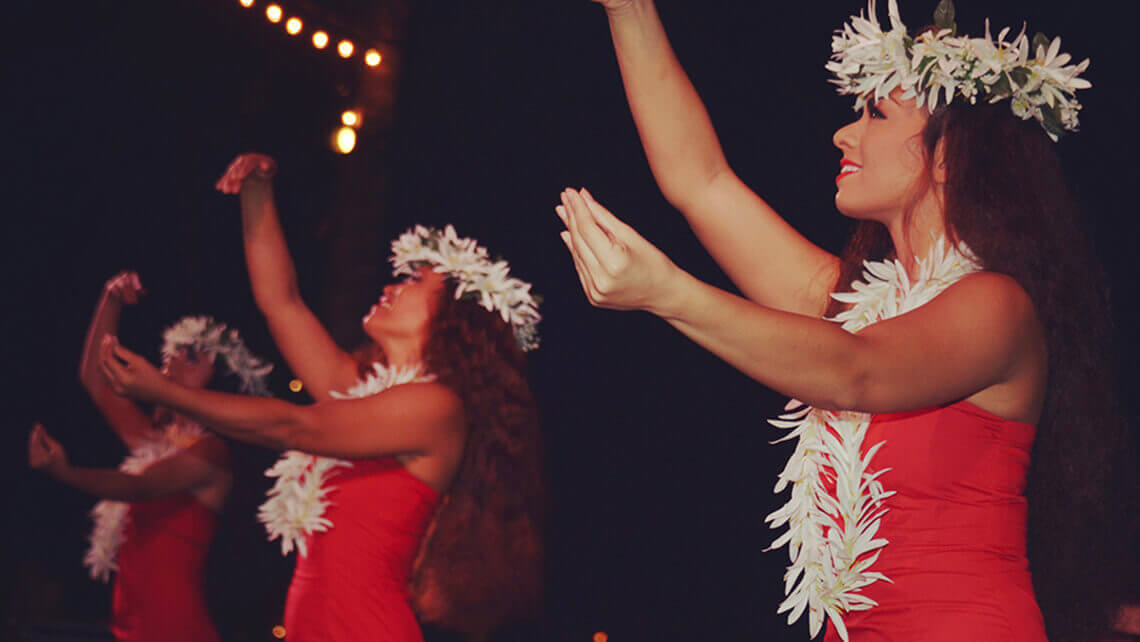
[827,100,1137,641]
[356,279,544,635]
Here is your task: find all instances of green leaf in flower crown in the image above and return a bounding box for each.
[1009,68,1030,88]
[990,74,1012,99]
[933,0,956,31]
[1032,33,1050,58]
[1040,105,1065,139]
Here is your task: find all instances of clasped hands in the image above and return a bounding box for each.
[556,188,684,317]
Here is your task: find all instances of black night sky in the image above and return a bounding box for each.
[5,1,1137,641]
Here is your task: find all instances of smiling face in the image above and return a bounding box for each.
[832,91,935,224]
[161,349,215,389]
[362,266,447,345]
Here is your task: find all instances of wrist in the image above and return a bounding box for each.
[646,263,696,320]
[606,1,647,20]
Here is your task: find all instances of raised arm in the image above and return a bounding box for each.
[216,154,359,399]
[29,423,230,504]
[78,272,155,450]
[597,0,838,314]
[99,338,465,461]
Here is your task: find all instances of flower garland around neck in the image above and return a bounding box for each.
[85,418,206,582]
[765,237,981,640]
[827,0,1090,141]
[258,362,433,558]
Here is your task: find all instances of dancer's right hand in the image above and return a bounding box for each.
[215,153,278,195]
[28,423,69,475]
[104,271,145,305]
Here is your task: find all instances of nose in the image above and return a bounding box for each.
[833,112,861,152]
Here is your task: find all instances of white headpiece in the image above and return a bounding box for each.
[161,316,274,395]
[826,0,1090,141]
[389,225,541,351]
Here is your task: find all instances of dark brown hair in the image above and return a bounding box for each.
[356,280,544,635]
[829,101,1136,641]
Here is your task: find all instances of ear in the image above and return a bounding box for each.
[932,137,948,185]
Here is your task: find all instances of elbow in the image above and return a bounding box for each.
[809,346,875,412]
[273,405,318,452]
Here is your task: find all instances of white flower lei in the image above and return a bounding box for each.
[390,225,541,351]
[827,0,1091,141]
[766,237,981,640]
[257,363,433,558]
[162,316,274,395]
[84,419,206,582]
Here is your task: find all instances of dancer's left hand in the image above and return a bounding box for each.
[557,188,683,315]
[28,423,69,475]
[100,336,168,402]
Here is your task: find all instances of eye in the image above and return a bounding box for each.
[868,103,886,120]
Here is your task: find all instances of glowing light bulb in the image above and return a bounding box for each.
[312,31,329,49]
[341,110,360,127]
[337,40,354,58]
[239,0,254,8]
[334,126,357,154]
[272,625,287,639]
[288,379,304,393]
[593,633,609,642]
[285,17,302,35]
[364,49,382,67]
[265,4,282,23]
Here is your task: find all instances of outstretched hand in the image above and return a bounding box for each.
[556,188,682,315]
[100,336,169,403]
[104,270,145,305]
[28,423,69,475]
[215,153,278,195]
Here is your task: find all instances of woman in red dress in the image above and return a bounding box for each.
[28,272,272,642]
[99,153,544,641]
[557,0,1134,640]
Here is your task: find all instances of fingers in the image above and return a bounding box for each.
[560,190,609,277]
[216,153,277,194]
[559,230,602,305]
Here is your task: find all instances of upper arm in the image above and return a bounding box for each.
[85,387,155,451]
[136,436,230,499]
[677,171,839,316]
[288,383,466,460]
[845,273,1045,414]
[262,299,361,400]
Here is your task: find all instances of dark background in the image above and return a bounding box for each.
[4,0,1136,641]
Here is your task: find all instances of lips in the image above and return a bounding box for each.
[836,159,862,184]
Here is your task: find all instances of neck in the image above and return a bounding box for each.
[378,338,423,370]
[886,188,946,278]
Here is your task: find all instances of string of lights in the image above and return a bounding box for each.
[235,0,384,70]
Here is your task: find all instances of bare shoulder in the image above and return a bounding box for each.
[937,271,1039,329]
[363,381,466,434]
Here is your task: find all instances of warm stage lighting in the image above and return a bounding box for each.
[265,4,282,23]
[593,633,609,642]
[334,126,357,154]
[341,110,360,127]
[337,40,354,58]
[239,0,254,7]
[364,49,382,67]
[288,379,304,393]
[272,625,287,639]
[285,17,302,35]
[312,30,329,49]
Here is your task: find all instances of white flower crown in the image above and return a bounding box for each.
[161,315,274,395]
[389,225,541,351]
[826,0,1090,141]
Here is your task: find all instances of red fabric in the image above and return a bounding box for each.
[111,494,219,642]
[823,401,1047,641]
[284,457,440,642]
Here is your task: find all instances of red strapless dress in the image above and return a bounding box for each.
[824,401,1047,641]
[284,457,441,642]
[111,494,219,642]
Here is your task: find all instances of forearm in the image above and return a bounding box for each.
[656,270,864,410]
[239,182,304,311]
[154,381,303,451]
[606,2,730,207]
[52,466,160,502]
[79,291,122,386]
